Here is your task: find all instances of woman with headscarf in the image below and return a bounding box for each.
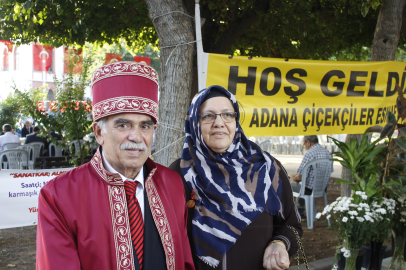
[170,85,302,270]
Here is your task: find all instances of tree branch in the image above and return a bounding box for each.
[204,0,270,54]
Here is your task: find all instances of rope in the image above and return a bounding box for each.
[151,135,186,158]
[158,122,184,132]
[161,40,200,66]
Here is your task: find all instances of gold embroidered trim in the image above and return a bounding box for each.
[92,61,158,86]
[90,148,125,185]
[145,169,176,270]
[92,96,158,122]
[108,185,135,270]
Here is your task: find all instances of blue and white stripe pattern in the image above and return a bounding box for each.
[181,85,284,267]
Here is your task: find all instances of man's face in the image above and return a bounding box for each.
[93,113,156,179]
[25,121,31,128]
[303,140,311,150]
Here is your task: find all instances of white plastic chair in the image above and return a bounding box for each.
[0,149,29,169]
[26,142,45,160]
[49,140,63,157]
[292,158,333,229]
[16,145,35,169]
[71,139,86,156]
[1,142,21,152]
[259,140,273,154]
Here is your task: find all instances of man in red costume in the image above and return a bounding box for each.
[36,62,195,270]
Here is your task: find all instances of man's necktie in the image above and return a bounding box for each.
[124,181,144,269]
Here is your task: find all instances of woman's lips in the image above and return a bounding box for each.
[211,132,227,137]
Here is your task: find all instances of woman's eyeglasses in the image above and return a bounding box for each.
[199,112,237,124]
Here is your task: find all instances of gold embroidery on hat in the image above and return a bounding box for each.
[93,96,158,122]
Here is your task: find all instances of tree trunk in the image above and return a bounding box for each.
[145,0,195,166]
[370,0,405,61]
[341,0,406,197]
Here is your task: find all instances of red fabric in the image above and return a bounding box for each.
[36,150,195,270]
[92,75,158,105]
[0,40,13,52]
[64,48,83,74]
[105,53,122,65]
[124,181,144,269]
[2,48,8,70]
[133,56,151,66]
[33,44,53,71]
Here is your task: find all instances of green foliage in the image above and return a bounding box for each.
[14,57,94,167]
[330,132,395,203]
[83,41,160,79]
[13,85,48,123]
[0,0,156,48]
[372,85,406,202]
[0,0,379,62]
[0,93,22,130]
[203,0,379,59]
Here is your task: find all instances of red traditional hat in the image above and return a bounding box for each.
[91,61,159,123]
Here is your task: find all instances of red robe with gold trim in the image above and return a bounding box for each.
[36,149,195,270]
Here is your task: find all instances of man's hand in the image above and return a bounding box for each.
[263,241,290,270]
[290,173,302,183]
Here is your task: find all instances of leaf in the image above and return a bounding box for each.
[367,126,384,133]
[384,181,401,186]
[350,183,361,191]
[380,123,395,139]
[361,2,369,17]
[387,111,397,124]
[399,127,406,136]
[335,179,353,185]
[394,137,406,151]
[362,147,385,162]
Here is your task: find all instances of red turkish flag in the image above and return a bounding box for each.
[64,48,83,74]
[33,44,53,71]
[104,53,122,65]
[0,40,13,52]
[2,48,9,70]
[133,56,151,66]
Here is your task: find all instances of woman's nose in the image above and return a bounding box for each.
[213,115,225,127]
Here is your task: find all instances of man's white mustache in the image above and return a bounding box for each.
[120,142,147,151]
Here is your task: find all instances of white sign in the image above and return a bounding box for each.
[0,168,73,229]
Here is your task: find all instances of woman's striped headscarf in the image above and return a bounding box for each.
[181,85,284,267]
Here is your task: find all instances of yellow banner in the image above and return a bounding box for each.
[205,53,405,137]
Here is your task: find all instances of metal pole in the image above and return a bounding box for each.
[195,0,205,91]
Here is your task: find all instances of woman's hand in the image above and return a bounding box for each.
[263,241,290,270]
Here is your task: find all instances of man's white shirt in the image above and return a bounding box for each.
[0,132,20,150]
[102,150,145,220]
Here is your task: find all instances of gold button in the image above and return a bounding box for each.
[187,200,195,208]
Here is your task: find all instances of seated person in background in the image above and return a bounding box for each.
[25,127,49,156]
[290,135,333,216]
[21,121,33,138]
[48,130,62,140]
[0,124,20,150]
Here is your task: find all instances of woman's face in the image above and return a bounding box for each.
[199,96,236,153]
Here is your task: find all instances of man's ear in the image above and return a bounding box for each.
[93,123,104,145]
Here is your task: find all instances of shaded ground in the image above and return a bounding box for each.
[293,178,341,265]
[0,179,341,270]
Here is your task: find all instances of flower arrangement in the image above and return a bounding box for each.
[317,193,377,251]
[317,193,396,270]
[369,197,396,243]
